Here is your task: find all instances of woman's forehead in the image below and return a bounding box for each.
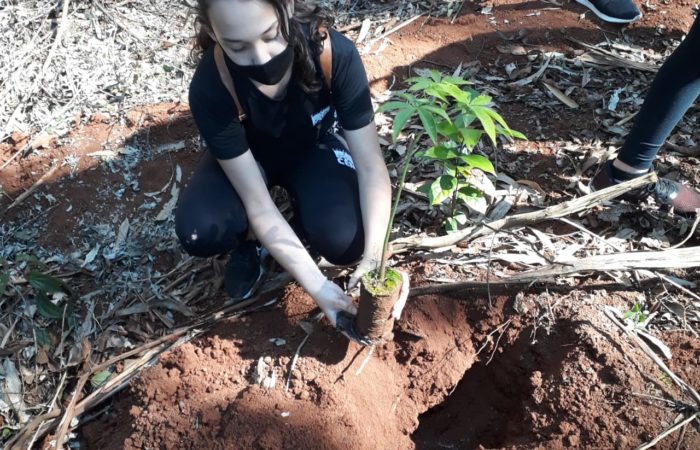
[209,0,280,42]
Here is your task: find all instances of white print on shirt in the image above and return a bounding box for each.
[311,106,331,126]
[333,148,356,170]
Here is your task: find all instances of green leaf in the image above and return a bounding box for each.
[509,129,527,140]
[421,105,450,121]
[442,76,470,85]
[425,86,449,103]
[443,213,469,233]
[91,370,113,388]
[417,181,432,195]
[35,327,50,349]
[439,83,471,103]
[483,107,513,133]
[377,101,411,113]
[429,175,457,205]
[417,107,438,145]
[397,92,419,104]
[35,291,64,320]
[471,94,492,106]
[458,128,483,150]
[455,112,476,129]
[2,428,11,439]
[0,272,8,297]
[27,271,67,294]
[421,145,461,161]
[15,253,40,265]
[436,119,458,139]
[461,154,496,174]
[456,185,483,203]
[391,107,415,142]
[429,69,442,83]
[406,76,434,92]
[470,106,497,145]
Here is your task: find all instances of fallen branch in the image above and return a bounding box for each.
[635,411,700,450]
[364,14,423,48]
[408,278,660,298]
[392,173,656,252]
[567,37,659,72]
[409,246,700,298]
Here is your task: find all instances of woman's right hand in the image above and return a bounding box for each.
[310,279,357,327]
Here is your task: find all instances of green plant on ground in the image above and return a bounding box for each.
[623,302,647,325]
[1,255,77,332]
[378,69,526,234]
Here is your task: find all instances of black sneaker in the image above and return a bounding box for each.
[575,0,642,24]
[591,160,700,214]
[224,240,265,301]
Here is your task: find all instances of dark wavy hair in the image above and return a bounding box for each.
[193,0,334,93]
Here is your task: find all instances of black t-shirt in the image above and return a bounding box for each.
[188,25,374,170]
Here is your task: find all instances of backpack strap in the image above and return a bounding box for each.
[318,26,333,93]
[214,44,247,122]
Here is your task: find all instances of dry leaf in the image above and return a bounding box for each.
[497,44,527,56]
[30,132,55,150]
[543,81,579,109]
[356,18,371,43]
[3,359,29,424]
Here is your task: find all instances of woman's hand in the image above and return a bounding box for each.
[310,279,357,327]
[347,256,379,290]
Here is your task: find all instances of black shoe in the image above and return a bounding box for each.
[591,160,700,214]
[575,0,642,24]
[224,240,265,301]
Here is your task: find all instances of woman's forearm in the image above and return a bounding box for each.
[247,203,326,294]
[356,166,392,263]
[342,123,393,265]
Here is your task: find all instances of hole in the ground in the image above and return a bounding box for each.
[412,320,582,450]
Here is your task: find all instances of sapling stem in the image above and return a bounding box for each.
[378,134,422,281]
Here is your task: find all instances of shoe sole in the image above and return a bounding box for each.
[575,0,642,24]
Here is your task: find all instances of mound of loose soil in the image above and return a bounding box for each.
[81,285,699,449]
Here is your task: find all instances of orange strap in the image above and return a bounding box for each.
[318,26,333,93]
[213,26,333,122]
[214,45,247,122]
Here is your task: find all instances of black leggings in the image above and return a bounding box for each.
[175,133,364,266]
[617,14,700,170]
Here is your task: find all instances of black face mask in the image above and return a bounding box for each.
[229,43,294,85]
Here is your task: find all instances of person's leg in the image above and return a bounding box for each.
[592,15,700,213]
[282,133,365,266]
[175,151,264,299]
[175,151,248,257]
[616,15,700,172]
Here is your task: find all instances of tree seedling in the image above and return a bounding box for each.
[353,70,525,343]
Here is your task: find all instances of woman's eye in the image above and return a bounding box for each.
[263,30,280,42]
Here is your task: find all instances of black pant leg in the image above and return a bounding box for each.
[617,14,700,170]
[175,151,249,257]
[281,134,365,266]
